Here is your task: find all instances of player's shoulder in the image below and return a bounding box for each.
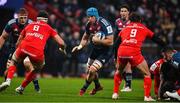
[115,18,122,23]
[27,19,33,24]
[98,17,111,26]
[7,18,17,25]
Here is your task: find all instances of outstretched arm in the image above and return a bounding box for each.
[0,30,9,49]
[113,36,122,59]
[72,32,89,53]
[151,35,167,47]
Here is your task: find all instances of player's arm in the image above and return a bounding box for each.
[52,34,66,54]
[92,34,114,46]
[16,34,24,48]
[16,28,26,47]
[53,34,66,48]
[151,34,167,47]
[113,36,122,59]
[0,30,9,49]
[72,32,89,53]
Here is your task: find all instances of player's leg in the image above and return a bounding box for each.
[165,89,180,101]
[112,60,127,99]
[154,72,160,98]
[136,59,155,101]
[16,58,44,94]
[4,53,15,81]
[0,51,23,92]
[89,60,103,95]
[121,62,132,92]
[113,59,121,96]
[23,57,41,93]
[79,58,94,95]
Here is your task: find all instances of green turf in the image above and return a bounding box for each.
[0,77,156,102]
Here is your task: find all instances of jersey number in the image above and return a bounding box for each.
[130,29,137,37]
[33,25,40,31]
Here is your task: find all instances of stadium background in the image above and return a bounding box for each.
[0,0,180,78]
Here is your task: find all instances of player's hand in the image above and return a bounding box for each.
[71,45,83,53]
[59,47,67,55]
[59,44,67,55]
[92,35,100,44]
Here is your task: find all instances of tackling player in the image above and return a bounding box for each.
[0,8,40,92]
[0,10,66,94]
[112,4,132,100]
[72,7,114,96]
[114,13,166,101]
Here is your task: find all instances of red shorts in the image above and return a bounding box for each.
[15,44,44,63]
[117,46,144,67]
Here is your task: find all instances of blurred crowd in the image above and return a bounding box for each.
[0,0,180,78]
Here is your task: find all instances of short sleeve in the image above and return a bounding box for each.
[4,23,12,33]
[50,28,58,37]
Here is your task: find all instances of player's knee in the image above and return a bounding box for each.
[6,60,15,68]
[89,60,102,73]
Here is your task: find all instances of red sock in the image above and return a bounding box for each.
[7,66,17,79]
[154,75,160,96]
[21,71,36,88]
[113,70,122,93]
[144,76,152,97]
[177,89,180,96]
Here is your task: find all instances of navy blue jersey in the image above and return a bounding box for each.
[114,18,130,41]
[172,52,180,63]
[85,17,113,49]
[4,18,32,48]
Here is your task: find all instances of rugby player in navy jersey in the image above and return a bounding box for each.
[0,8,40,93]
[72,7,114,96]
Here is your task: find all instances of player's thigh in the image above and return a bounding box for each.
[124,62,132,73]
[23,57,33,70]
[29,56,45,71]
[117,58,128,75]
[11,48,26,65]
[136,60,151,76]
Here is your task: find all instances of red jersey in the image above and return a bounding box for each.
[118,22,154,50]
[20,21,57,52]
[150,59,165,74]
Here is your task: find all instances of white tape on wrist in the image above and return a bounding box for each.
[77,45,83,49]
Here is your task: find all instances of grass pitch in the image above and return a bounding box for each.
[0,77,155,102]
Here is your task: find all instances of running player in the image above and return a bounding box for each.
[72,7,113,96]
[0,8,40,92]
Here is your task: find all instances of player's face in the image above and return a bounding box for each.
[87,16,96,23]
[18,14,28,25]
[164,51,174,60]
[120,8,129,20]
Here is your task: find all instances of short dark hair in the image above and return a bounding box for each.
[161,46,174,53]
[129,12,142,22]
[120,4,130,12]
[18,8,28,15]
[37,10,49,18]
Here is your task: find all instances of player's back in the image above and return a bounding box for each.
[21,21,57,51]
[119,22,154,49]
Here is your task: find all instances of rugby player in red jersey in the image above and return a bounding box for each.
[0,8,41,92]
[112,4,132,99]
[0,10,66,94]
[114,12,166,101]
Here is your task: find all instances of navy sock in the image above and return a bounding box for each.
[81,80,91,90]
[125,73,132,88]
[33,79,40,90]
[94,78,100,89]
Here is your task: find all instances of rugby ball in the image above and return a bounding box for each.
[96,31,105,40]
